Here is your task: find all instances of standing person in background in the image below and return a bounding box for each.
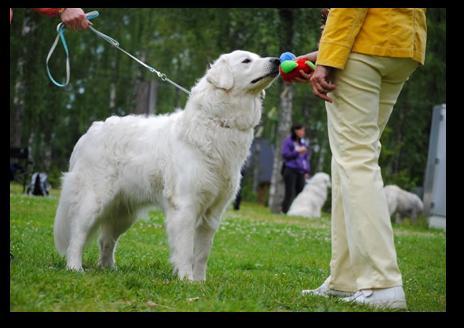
[10,8,91,30]
[296,8,427,309]
[281,124,311,214]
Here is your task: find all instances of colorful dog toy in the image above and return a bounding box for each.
[279,52,317,82]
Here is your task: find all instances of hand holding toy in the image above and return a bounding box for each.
[279,52,317,82]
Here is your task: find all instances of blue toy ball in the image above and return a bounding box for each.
[280,52,296,62]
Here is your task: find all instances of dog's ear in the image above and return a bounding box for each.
[206,57,234,91]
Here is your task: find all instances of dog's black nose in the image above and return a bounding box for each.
[270,58,280,66]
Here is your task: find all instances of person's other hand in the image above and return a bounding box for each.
[310,65,336,103]
[60,8,91,31]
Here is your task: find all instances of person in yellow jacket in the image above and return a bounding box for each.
[297,8,427,309]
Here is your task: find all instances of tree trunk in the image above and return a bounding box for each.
[42,133,53,172]
[316,135,328,173]
[109,83,117,110]
[11,79,24,148]
[269,84,294,212]
[268,8,295,213]
[149,79,158,115]
[10,16,30,149]
[134,79,158,116]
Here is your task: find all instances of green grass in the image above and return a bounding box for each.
[10,183,446,312]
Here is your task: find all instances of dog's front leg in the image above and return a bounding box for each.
[165,205,197,281]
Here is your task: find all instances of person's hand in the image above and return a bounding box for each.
[310,65,336,103]
[293,51,318,84]
[295,145,307,154]
[60,8,91,31]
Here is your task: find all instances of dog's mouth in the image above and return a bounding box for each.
[250,70,279,84]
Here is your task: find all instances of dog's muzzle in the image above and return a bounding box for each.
[251,58,280,84]
[251,57,280,84]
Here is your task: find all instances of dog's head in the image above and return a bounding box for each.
[310,172,331,189]
[206,50,280,95]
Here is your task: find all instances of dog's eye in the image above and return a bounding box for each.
[242,59,252,64]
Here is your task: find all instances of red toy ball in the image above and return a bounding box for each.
[279,57,316,82]
[278,52,317,83]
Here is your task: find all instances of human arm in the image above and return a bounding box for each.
[32,8,65,16]
[295,51,318,64]
[317,8,368,69]
[294,9,368,102]
[281,139,299,160]
[32,8,90,30]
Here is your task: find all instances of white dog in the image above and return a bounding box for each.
[383,185,424,223]
[287,172,331,218]
[54,50,280,281]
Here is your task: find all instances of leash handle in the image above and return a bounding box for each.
[85,11,100,21]
[46,11,100,88]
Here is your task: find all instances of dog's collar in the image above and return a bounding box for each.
[207,117,254,132]
[209,118,231,129]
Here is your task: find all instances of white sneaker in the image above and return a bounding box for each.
[340,286,407,310]
[302,277,354,298]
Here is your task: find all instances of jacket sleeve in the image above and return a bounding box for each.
[281,139,298,160]
[317,8,368,69]
[32,8,64,17]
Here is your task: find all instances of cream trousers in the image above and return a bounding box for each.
[325,53,419,291]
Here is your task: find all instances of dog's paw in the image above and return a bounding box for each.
[192,271,207,282]
[192,276,206,282]
[177,270,194,281]
[66,264,84,272]
[98,262,117,271]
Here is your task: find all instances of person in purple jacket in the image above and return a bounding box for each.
[281,124,311,214]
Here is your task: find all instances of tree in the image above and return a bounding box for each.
[268,8,296,213]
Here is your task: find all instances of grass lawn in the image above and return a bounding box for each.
[10,183,446,312]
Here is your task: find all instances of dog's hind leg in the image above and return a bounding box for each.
[66,191,102,271]
[98,205,135,269]
[410,209,418,224]
[394,212,402,224]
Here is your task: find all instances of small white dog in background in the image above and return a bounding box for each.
[383,185,424,223]
[287,172,331,218]
[53,50,280,281]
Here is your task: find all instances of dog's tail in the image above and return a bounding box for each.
[53,172,74,256]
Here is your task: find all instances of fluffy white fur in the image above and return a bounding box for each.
[54,50,279,281]
[287,172,331,218]
[383,185,424,223]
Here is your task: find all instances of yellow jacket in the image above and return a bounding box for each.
[317,8,427,69]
